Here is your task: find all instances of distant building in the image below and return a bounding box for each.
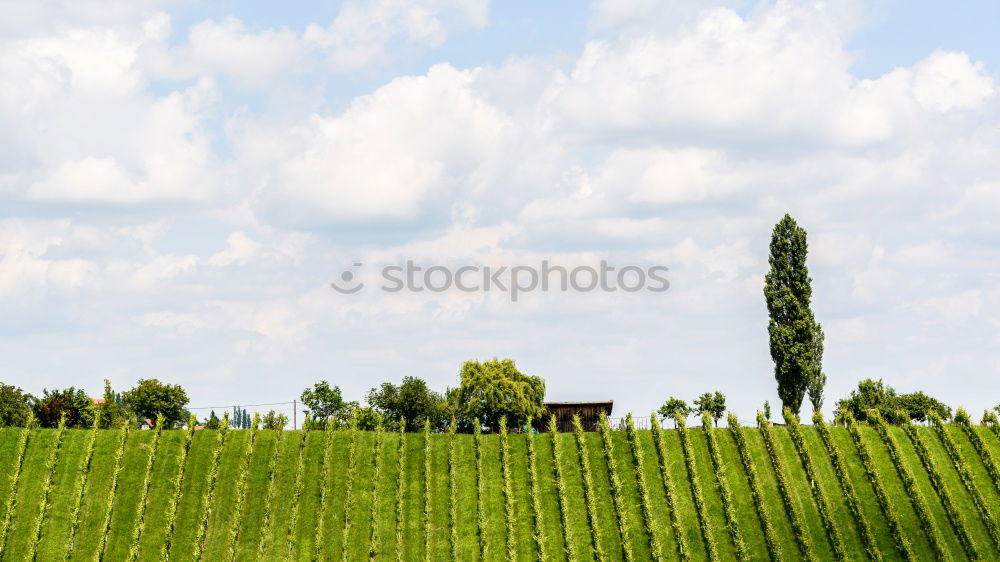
[532,401,614,432]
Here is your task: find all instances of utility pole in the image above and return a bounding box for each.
[293,399,297,430]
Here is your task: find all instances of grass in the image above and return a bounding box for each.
[0,419,999,560]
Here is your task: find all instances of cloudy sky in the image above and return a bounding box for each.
[1,0,998,422]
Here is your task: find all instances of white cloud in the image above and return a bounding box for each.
[179,18,309,86]
[244,63,511,221]
[0,20,219,203]
[912,51,995,112]
[306,0,488,69]
[547,3,995,147]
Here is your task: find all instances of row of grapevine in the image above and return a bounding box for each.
[843,413,914,561]
[811,412,881,561]
[255,424,285,559]
[423,420,433,562]
[549,416,574,559]
[930,412,1000,548]
[65,414,101,560]
[899,416,978,559]
[98,424,132,561]
[340,419,358,562]
[448,419,459,560]
[473,422,486,561]
[193,413,230,560]
[127,416,164,561]
[285,426,310,559]
[869,413,948,560]
[756,412,816,561]
[160,416,198,561]
[675,414,719,562]
[782,409,845,559]
[726,414,781,562]
[955,409,1000,494]
[224,414,260,561]
[498,417,517,561]
[984,411,1000,441]
[313,419,337,560]
[572,414,606,561]
[0,424,31,557]
[369,423,385,560]
[188,414,228,560]
[625,414,664,561]
[650,415,690,561]
[526,418,547,561]
[599,413,634,561]
[396,419,407,562]
[25,413,67,560]
[700,413,747,561]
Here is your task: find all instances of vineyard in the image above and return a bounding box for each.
[2,413,1000,560]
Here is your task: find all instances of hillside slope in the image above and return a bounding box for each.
[1,418,1000,560]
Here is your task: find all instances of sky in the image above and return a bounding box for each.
[1,0,998,423]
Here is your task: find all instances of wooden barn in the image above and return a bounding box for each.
[532,400,614,432]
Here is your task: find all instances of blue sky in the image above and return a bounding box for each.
[1,0,998,422]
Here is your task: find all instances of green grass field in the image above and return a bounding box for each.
[2,418,1000,560]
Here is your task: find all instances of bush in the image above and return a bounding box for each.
[835,379,950,423]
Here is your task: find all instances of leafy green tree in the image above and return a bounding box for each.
[449,358,545,432]
[896,391,951,422]
[261,410,287,430]
[693,391,726,427]
[834,378,895,423]
[835,378,951,423]
[121,378,189,428]
[300,380,358,426]
[764,214,825,415]
[33,387,93,428]
[763,400,772,422]
[0,383,34,427]
[658,397,690,427]
[367,376,449,432]
[204,410,221,430]
[93,379,131,429]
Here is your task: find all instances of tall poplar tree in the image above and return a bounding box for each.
[764,214,825,414]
